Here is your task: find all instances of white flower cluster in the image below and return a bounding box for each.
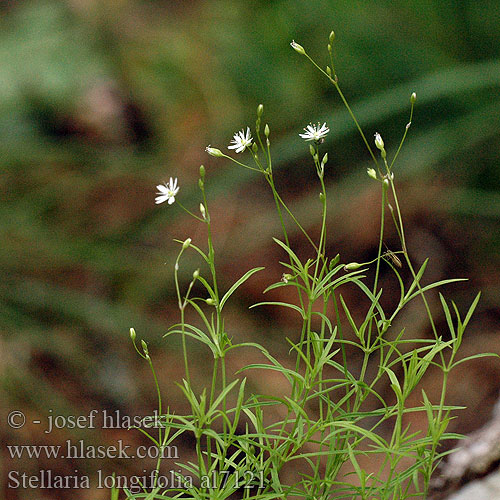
[156,122,331,205]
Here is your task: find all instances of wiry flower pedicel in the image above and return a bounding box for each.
[299,122,330,142]
[155,177,179,205]
[228,127,253,153]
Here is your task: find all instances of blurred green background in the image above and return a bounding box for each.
[1,0,499,498]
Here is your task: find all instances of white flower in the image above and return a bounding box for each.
[155,177,179,205]
[299,122,330,142]
[228,127,253,153]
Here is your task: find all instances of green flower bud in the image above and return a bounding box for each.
[374,132,385,151]
[326,66,332,76]
[367,168,377,180]
[309,144,316,156]
[129,328,136,341]
[322,153,328,165]
[257,104,264,117]
[141,339,149,355]
[182,238,192,249]
[252,142,258,153]
[329,31,335,44]
[199,203,206,219]
[282,273,293,283]
[327,43,332,53]
[193,269,200,280]
[411,92,417,104]
[319,192,325,202]
[205,146,223,157]
[206,298,215,306]
[290,40,306,55]
[264,124,270,137]
[344,262,363,271]
[199,164,205,178]
[198,178,204,190]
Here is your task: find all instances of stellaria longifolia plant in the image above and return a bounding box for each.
[122,31,493,500]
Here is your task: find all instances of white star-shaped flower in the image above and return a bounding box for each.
[299,122,330,142]
[228,127,253,153]
[155,177,179,205]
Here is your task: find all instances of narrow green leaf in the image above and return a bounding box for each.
[340,294,361,341]
[462,291,481,331]
[249,301,305,318]
[196,275,217,301]
[220,267,265,310]
[405,278,467,303]
[273,237,303,270]
[208,379,240,417]
[451,352,499,369]
[439,293,456,340]
[405,258,429,298]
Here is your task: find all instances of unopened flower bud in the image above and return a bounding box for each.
[251,142,258,153]
[264,124,270,137]
[141,339,149,355]
[199,164,205,178]
[199,203,206,219]
[374,132,385,151]
[326,66,332,76]
[329,31,335,44]
[367,168,377,180]
[322,153,328,165]
[411,92,417,104]
[182,238,192,249]
[205,146,223,157]
[309,144,315,157]
[193,269,200,280]
[319,192,325,202]
[282,273,293,284]
[327,44,332,53]
[206,298,215,306]
[344,262,363,271]
[257,104,264,117]
[129,328,136,341]
[290,40,306,55]
[198,178,204,189]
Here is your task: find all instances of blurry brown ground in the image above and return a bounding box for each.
[0,1,499,499]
